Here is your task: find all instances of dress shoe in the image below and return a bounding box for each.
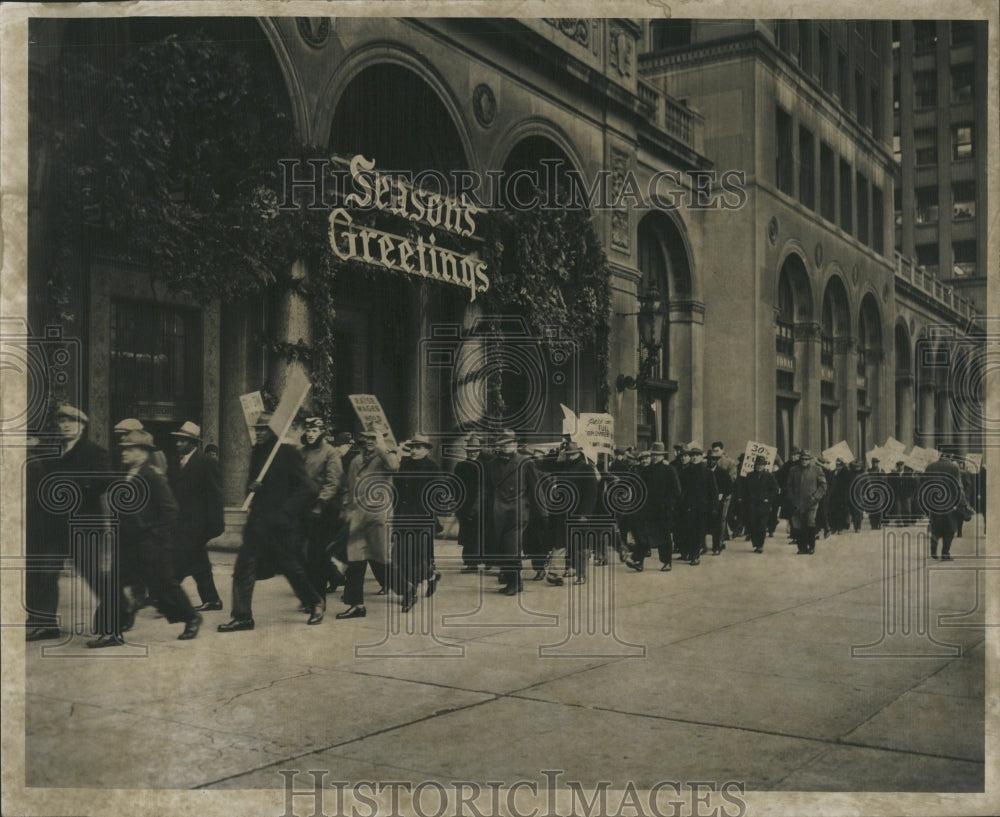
[753,547,763,553]
[930,552,938,559]
[574,576,587,585]
[532,569,546,581]
[425,571,442,598]
[502,584,522,596]
[178,614,202,640]
[194,600,223,612]
[375,587,387,595]
[335,605,367,619]
[25,627,61,642]
[218,618,255,632]
[86,634,124,648]
[941,553,953,561]
[460,565,479,574]
[400,594,417,613]
[625,560,643,572]
[307,606,325,625]
[660,564,672,572]
[690,558,700,566]
[545,573,564,586]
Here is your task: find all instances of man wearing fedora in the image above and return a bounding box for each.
[455,434,486,573]
[169,421,225,612]
[743,455,780,553]
[93,430,203,646]
[677,446,717,566]
[299,417,344,601]
[483,429,543,595]
[541,441,598,585]
[630,442,681,572]
[393,432,443,598]
[114,418,169,474]
[26,404,119,642]
[219,412,325,631]
[784,450,827,554]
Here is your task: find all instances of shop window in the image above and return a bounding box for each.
[951,64,974,104]
[913,70,937,108]
[952,123,974,159]
[952,181,975,220]
[872,185,885,254]
[952,240,977,277]
[798,125,815,209]
[951,21,975,46]
[820,142,835,222]
[915,185,938,224]
[914,128,936,165]
[839,158,852,234]
[914,21,937,52]
[776,107,794,195]
[856,171,869,246]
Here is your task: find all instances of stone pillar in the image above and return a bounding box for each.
[936,388,954,452]
[668,300,705,445]
[268,260,311,411]
[918,384,936,448]
[837,336,859,450]
[896,374,915,447]
[795,321,823,454]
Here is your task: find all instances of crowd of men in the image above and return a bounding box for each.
[24,403,985,646]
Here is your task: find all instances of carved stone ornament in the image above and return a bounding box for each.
[472,84,496,128]
[793,321,823,341]
[544,18,592,48]
[814,242,823,266]
[767,216,778,245]
[296,17,330,48]
[611,210,630,251]
[609,28,634,78]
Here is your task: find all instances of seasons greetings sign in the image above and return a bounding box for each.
[329,155,490,301]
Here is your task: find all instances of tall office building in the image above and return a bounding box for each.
[892,20,989,314]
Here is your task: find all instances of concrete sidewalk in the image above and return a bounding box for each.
[23,522,986,793]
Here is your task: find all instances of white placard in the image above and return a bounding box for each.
[239,391,265,446]
[740,440,778,477]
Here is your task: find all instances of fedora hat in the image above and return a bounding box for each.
[253,411,274,428]
[171,421,202,441]
[754,454,769,466]
[118,430,156,451]
[496,429,517,444]
[650,441,666,454]
[563,441,583,454]
[466,434,483,449]
[331,431,353,446]
[57,404,89,425]
[114,418,144,434]
[408,432,434,449]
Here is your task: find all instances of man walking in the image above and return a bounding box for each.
[394,433,442,597]
[25,405,119,642]
[90,430,203,646]
[218,412,325,632]
[677,447,717,566]
[784,450,827,554]
[706,450,733,554]
[545,442,598,584]
[484,429,542,596]
[630,442,681,572]
[299,417,344,601]
[169,421,225,612]
[743,455,779,553]
[924,453,970,561]
[455,435,485,573]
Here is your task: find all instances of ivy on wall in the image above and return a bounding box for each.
[42,28,613,426]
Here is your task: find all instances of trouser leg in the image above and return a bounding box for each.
[230,547,257,620]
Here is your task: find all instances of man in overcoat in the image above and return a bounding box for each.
[483,429,542,595]
[90,430,203,646]
[677,447,717,565]
[26,404,120,642]
[169,421,225,611]
[455,435,485,573]
[924,453,970,561]
[629,442,681,572]
[543,442,599,584]
[299,417,343,600]
[784,450,827,554]
[335,430,413,619]
[393,432,442,597]
[218,412,324,631]
[743,455,779,553]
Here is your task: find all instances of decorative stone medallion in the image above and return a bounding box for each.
[472,84,497,128]
[296,18,330,48]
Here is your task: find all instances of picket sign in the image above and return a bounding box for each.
[348,394,398,448]
[740,441,777,477]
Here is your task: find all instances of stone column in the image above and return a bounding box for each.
[918,384,937,448]
[837,336,859,450]
[896,374,915,447]
[795,321,823,454]
[667,300,706,445]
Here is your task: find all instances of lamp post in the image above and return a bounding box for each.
[616,288,664,392]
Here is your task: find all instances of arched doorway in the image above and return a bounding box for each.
[636,211,693,448]
[894,321,914,445]
[327,63,470,437]
[857,294,883,457]
[820,276,851,451]
[775,253,812,459]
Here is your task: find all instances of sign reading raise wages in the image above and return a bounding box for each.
[348,394,397,447]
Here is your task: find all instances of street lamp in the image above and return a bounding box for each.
[616,287,665,392]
